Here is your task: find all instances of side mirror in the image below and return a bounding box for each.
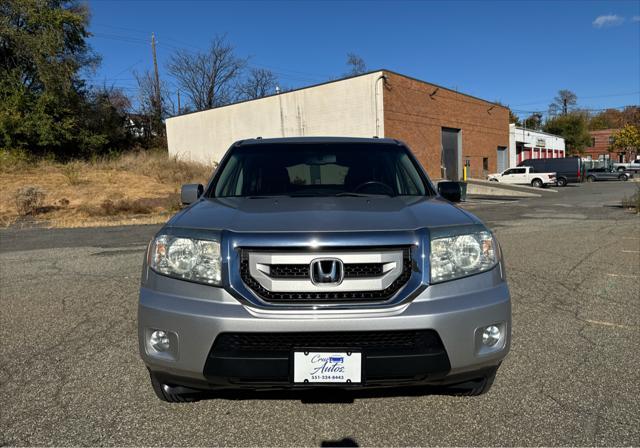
[437,181,462,203]
[181,184,204,205]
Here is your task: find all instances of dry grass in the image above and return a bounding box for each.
[0,149,215,228]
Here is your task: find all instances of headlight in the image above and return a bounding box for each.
[149,235,221,285]
[430,231,498,283]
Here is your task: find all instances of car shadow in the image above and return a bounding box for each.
[196,384,471,403]
[320,437,359,447]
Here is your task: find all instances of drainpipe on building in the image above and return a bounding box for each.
[278,88,285,137]
[374,74,388,137]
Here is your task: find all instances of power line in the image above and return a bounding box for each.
[511,91,640,107]
[512,105,636,115]
[89,29,329,84]
[91,32,148,45]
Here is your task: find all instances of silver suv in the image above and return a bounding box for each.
[138,137,511,402]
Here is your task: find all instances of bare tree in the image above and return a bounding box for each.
[345,53,367,76]
[167,35,247,111]
[548,89,577,116]
[237,68,278,100]
[133,69,174,137]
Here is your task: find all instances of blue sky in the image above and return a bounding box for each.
[87,0,640,118]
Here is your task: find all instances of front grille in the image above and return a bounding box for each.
[345,263,384,278]
[269,265,308,278]
[269,263,383,279]
[239,248,412,303]
[204,330,451,383]
[211,330,445,356]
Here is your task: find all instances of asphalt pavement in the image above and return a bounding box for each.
[1,181,638,446]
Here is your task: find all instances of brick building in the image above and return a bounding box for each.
[583,129,618,161]
[167,70,509,180]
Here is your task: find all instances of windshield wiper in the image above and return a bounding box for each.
[246,195,288,199]
[334,192,393,197]
[287,193,332,197]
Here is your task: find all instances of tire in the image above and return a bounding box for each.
[586,175,596,182]
[445,366,499,396]
[531,178,543,188]
[556,177,567,187]
[619,174,628,181]
[149,371,199,403]
[617,167,625,172]
[489,178,498,182]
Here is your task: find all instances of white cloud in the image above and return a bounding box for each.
[592,14,625,28]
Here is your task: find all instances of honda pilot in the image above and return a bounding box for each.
[138,137,511,402]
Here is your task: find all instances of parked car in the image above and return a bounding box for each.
[138,137,511,402]
[518,157,583,186]
[613,159,640,174]
[585,167,631,182]
[487,166,556,188]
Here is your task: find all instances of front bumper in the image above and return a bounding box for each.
[138,267,511,389]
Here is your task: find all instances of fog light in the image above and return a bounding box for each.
[482,325,501,346]
[150,330,170,352]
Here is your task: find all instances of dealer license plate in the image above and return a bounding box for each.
[293,351,362,383]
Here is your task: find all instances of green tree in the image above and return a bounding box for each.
[609,124,640,160]
[508,109,521,125]
[543,113,592,155]
[619,105,640,129]
[0,0,125,157]
[523,113,543,130]
[589,108,622,130]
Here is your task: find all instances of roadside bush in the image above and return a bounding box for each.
[14,186,46,215]
[101,198,153,215]
[0,148,34,173]
[166,192,182,213]
[60,161,85,185]
[79,198,154,217]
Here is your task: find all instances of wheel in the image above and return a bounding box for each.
[619,174,628,181]
[149,371,199,403]
[586,175,596,182]
[444,365,499,396]
[489,178,498,182]
[556,177,567,187]
[617,167,625,172]
[531,179,543,188]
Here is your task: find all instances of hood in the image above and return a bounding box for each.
[167,196,479,233]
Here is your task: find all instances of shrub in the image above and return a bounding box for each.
[0,149,34,173]
[14,186,46,215]
[166,192,182,213]
[101,198,154,215]
[61,161,84,185]
[79,198,154,217]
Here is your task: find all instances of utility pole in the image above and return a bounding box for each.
[151,33,162,133]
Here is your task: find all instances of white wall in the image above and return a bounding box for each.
[166,72,385,164]
[508,124,566,167]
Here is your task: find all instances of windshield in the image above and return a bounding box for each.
[211,143,430,198]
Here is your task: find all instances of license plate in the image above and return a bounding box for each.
[293,351,362,383]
